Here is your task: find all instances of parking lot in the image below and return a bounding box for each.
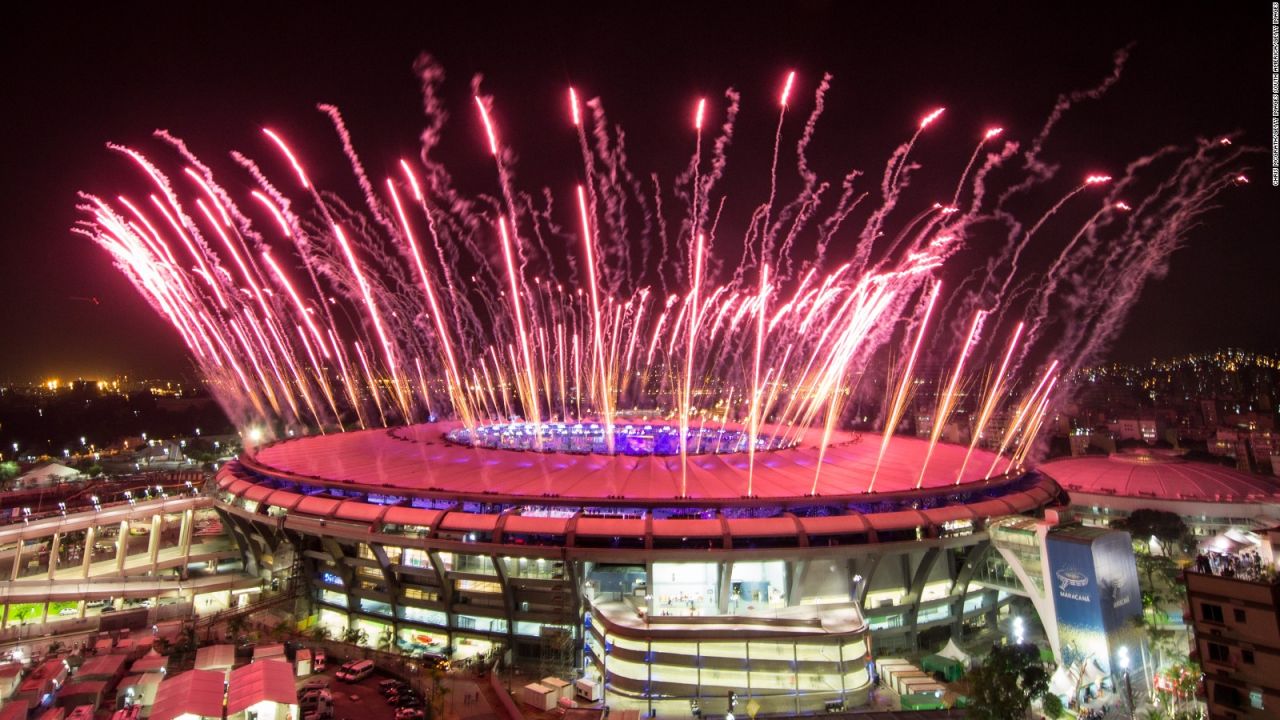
[297,659,498,720]
[297,668,398,720]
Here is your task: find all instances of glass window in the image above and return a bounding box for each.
[1206,642,1229,662]
[1201,603,1224,623]
[402,548,430,569]
[401,606,447,626]
[652,562,718,616]
[729,561,787,611]
[456,579,502,594]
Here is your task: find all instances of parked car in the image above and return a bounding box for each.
[394,708,424,720]
[391,694,423,708]
[378,679,406,696]
[336,659,374,682]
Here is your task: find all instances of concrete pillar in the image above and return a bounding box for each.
[148,514,162,566]
[76,599,86,620]
[717,560,733,614]
[179,509,194,559]
[645,560,655,616]
[81,526,96,578]
[116,520,129,573]
[9,541,23,581]
[48,532,62,580]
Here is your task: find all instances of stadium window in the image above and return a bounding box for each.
[1242,649,1254,665]
[1233,608,1246,623]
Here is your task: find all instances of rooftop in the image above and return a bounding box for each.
[1039,453,1280,504]
[247,422,1007,503]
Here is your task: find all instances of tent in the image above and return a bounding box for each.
[15,463,80,488]
[901,692,947,710]
[226,660,297,720]
[150,670,226,720]
[921,653,964,682]
[936,638,973,669]
[194,645,235,680]
[1048,664,1083,700]
[1081,659,1108,687]
[1201,533,1251,554]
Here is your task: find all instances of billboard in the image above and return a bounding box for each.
[1045,527,1145,674]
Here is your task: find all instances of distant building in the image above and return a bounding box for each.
[1108,416,1160,443]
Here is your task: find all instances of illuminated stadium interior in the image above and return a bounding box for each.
[445,421,797,456]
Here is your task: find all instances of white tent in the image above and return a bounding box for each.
[1082,659,1107,686]
[936,638,973,669]
[1048,665,1081,698]
[1201,532,1252,554]
[15,462,80,487]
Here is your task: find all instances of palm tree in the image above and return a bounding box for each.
[227,614,248,641]
[426,666,449,720]
[341,627,367,647]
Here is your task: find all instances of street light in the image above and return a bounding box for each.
[1118,645,1134,720]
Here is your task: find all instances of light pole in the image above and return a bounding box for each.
[1118,646,1134,719]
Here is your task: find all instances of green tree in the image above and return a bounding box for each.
[1041,693,1064,718]
[967,643,1052,720]
[1114,510,1189,557]
[341,627,368,647]
[425,665,449,720]
[270,619,292,642]
[310,625,331,642]
[227,614,248,641]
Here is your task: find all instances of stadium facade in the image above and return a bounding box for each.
[211,422,1065,710]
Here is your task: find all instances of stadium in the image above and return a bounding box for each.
[214,420,1065,713]
[1039,452,1280,538]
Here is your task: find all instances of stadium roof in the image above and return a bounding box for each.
[1039,454,1280,503]
[249,423,1007,502]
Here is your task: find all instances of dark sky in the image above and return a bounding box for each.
[1,1,1275,382]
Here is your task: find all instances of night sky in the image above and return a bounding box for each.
[2,2,1275,383]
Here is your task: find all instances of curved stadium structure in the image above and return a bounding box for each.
[214,421,1064,712]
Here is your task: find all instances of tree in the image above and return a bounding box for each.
[227,614,248,641]
[1041,693,1064,719]
[1114,509,1189,557]
[270,619,292,642]
[341,627,368,647]
[425,665,449,720]
[310,625,331,642]
[967,643,1052,720]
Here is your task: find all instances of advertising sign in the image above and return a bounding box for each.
[1045,527,1144,674]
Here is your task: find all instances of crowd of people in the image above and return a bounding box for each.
[1194,548,1268,581]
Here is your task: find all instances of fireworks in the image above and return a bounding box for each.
[76,57,1251,496]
